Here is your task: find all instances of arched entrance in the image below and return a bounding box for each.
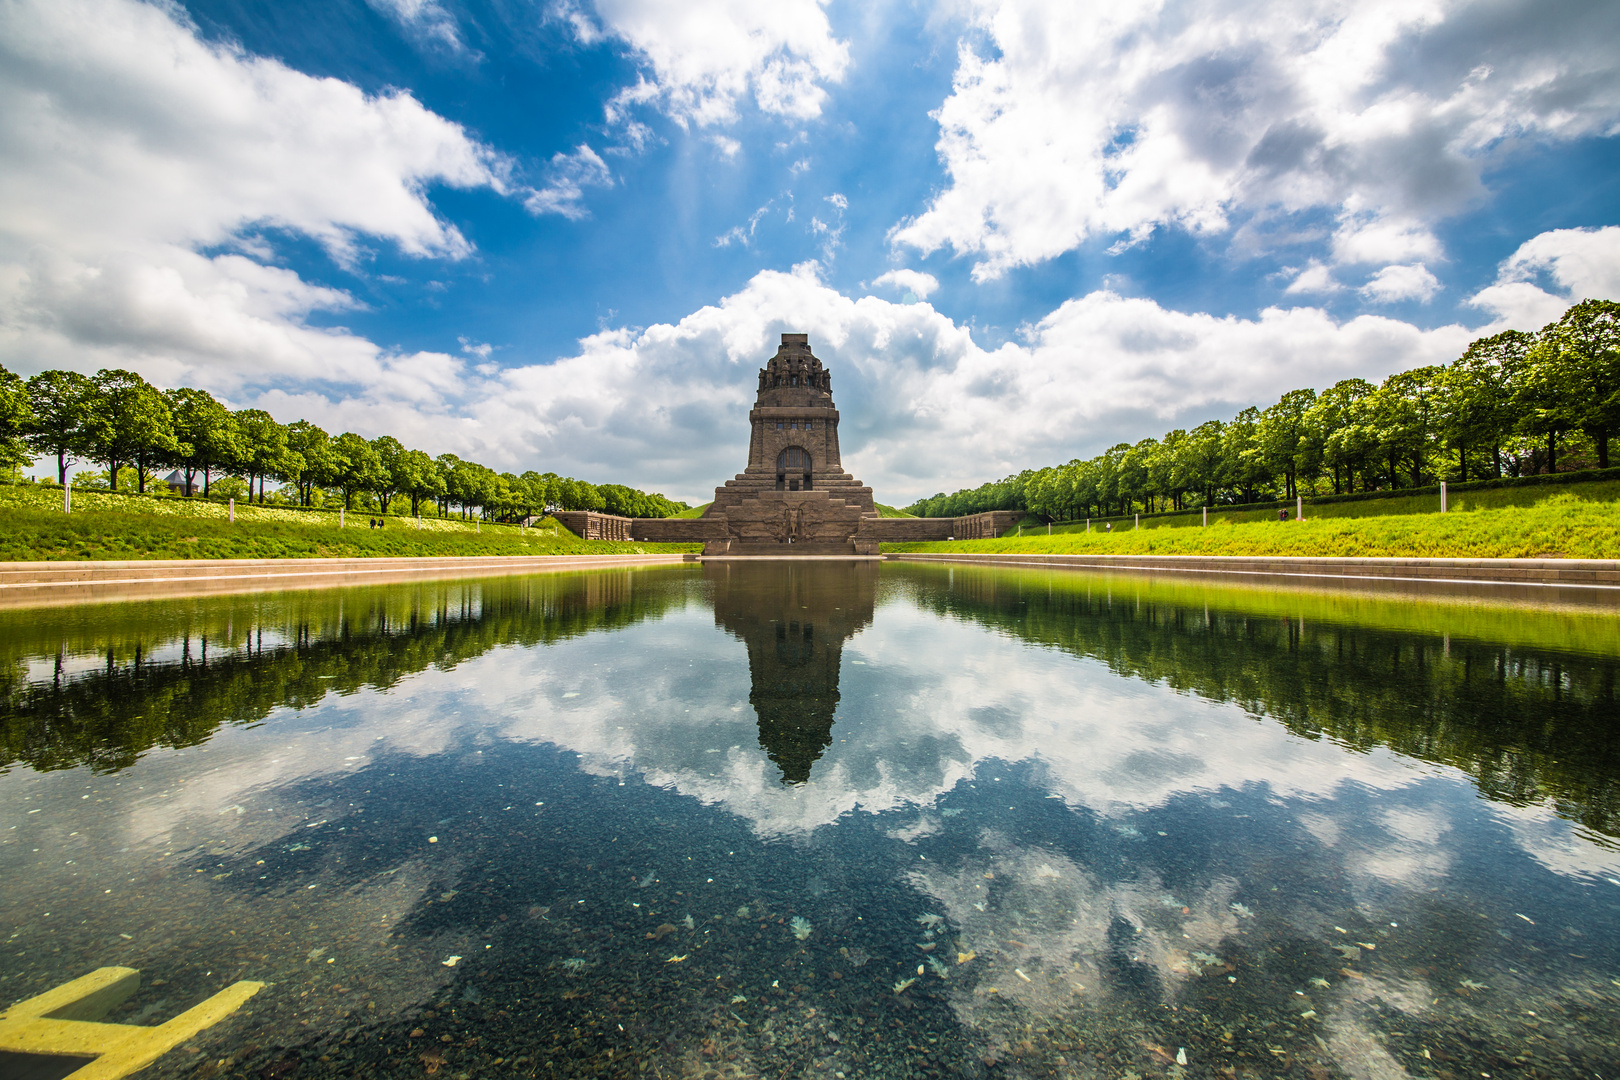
[776,446,811,491]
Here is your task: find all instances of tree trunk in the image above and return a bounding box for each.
[1547,431,1557,474]
[137,465,147,493]
[1492,445,1501,479]
[57,451,68,485]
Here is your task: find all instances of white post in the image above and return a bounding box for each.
[1047,522,1051,535]
[229,497,235,523]
[1297,495,1303,521]
[476,521,480,533]
[1202,506,1208,527]
[1134,513,1139,530]
[1086,517,1090,533]
[1440,481,1448,513]
[63,478,70,514]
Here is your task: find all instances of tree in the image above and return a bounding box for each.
[87,369,178,494]
[396,449,445,517]
[1256,389,1317,498]
[370,436,405,512]
[332,432,384,511]
[165,388,239,496]
[285,421,337,506]
[1178,422,1226,506]
[0,363,32,472]
[1438,332,1527,480]
[25,370,99,484]
[1221,408,1267,504]
[233,410,294,503]
[1308,379,1375,493]
[1531,300,1620,468]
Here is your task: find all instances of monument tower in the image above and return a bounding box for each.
[706,334,878,553]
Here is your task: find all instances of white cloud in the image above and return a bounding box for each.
[454,262,1470,504]
[366,0,469,53]
[892,0,1620,280]
[0,0,509,401]
[523,144,613,218]
[1284,260,1341,295]
[1468,225,1620,329]
[1359,263,1442,304]
[709,134,742,159]
[872,268,941,300]
[584,0,850,127]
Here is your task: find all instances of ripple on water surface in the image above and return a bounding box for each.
[2,561,1619,1078]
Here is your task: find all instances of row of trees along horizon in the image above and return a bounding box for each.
[0,367,688,522]
[906,299,1620,521]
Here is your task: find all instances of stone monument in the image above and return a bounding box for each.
[705,333,878,555]
[552,333,1022,552]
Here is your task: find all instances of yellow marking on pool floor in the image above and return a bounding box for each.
[0,966,262,1079]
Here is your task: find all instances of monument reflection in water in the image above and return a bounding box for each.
[1,562,1619,1080]
[710,561,875,785]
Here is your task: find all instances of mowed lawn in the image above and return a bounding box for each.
[886,492,1620,559]
[0,485,699,561]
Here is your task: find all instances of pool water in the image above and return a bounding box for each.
[2,560,1619,1079]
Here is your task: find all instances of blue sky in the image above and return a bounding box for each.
[3,0,1619,505]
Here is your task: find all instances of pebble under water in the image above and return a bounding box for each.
[3,560,1620,1080]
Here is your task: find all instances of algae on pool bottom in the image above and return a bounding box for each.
[2,561,1619,1078]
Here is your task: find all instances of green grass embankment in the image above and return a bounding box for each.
[0,484,699,561]
[673,502,713,518]
[873,503,914,518]
[886,492,1620,559]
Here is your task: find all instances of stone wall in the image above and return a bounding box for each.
[552,511,634,541]
[862,510,1022,542]
[629,517,731,542]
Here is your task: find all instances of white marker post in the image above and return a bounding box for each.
[1047,522,1051,535]
[1297,495,1303,521]
[63,478,70,514]
[1202,506,1208,527]
[339,507,344,528]
[1135,513,1139,530]
[229,497,235,523]
[1086,518,1090,533]
[1440,481,1448,513]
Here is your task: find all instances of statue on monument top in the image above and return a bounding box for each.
[757,332,832,397]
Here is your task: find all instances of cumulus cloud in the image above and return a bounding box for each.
[0,0,510,397]
[872,269,941,300]
[1359,263,1442,304]
[452,262,1472,503]
[1284,260,1341,295]
[891,0,1620,280]
[1469,225,1620,329]
[584,0,850,127]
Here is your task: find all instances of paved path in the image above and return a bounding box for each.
[0,554,697,608]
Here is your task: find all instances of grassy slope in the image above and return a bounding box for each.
[885,493,1620,559]
[672,502,713,518]
[874,503,915,517]
[0,485,698,561]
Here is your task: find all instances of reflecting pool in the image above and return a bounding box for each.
[3,561,1620,1079]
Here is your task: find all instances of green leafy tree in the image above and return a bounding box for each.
[25,370,100,484]
[370,436,405,512]
[1530,300,1620,468]
[1438,332,1528,480]
[1255,389,1317,498]
[332,432,385,511]
[164,388,239,496]
[232,409,294,503]
[1308,379,1375,493]
[0,363,33,472]
[396,449,445,517]
[87,369,179,494]
[284,421,337,506]
[1178,422,1226,506]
